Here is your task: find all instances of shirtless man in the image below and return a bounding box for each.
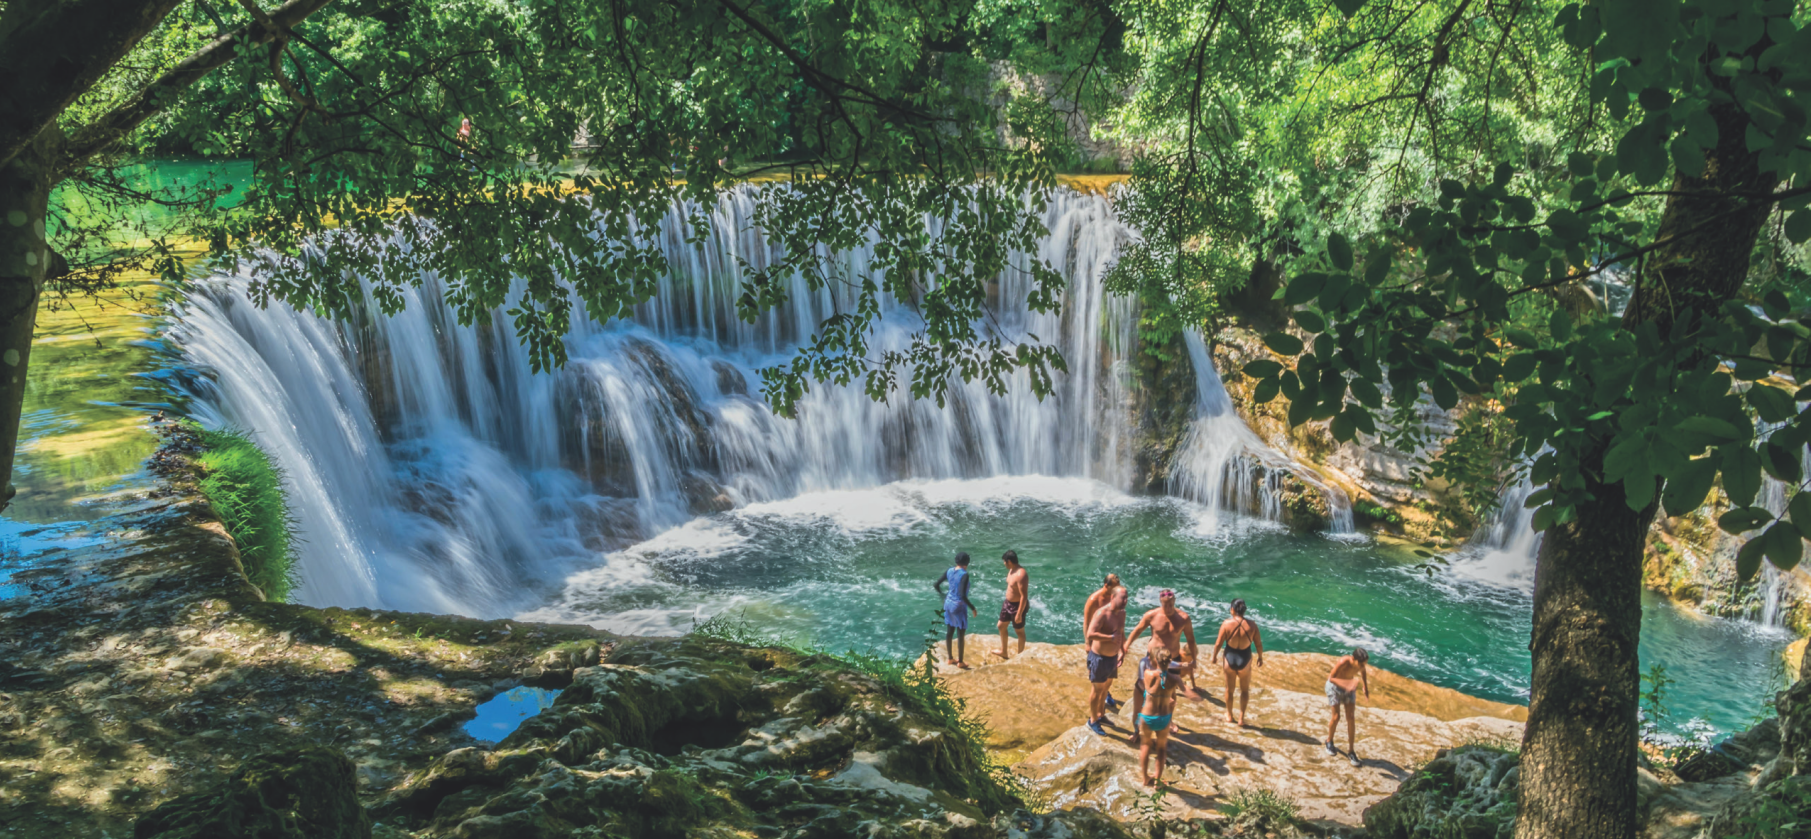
[1083,587,1128,736]
[1324,648,1371,767]
[1123,589,1198,744]
[992,550,1029,660]
[1082,574,1128,713]
[1210,598,1264,726]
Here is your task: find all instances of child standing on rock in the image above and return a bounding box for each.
[1138,646,1182,787]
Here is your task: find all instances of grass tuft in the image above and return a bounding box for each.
[195,426,299,602]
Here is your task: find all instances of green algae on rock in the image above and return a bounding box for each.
[133,746,372,839]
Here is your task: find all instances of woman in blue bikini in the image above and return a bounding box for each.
[1138,646,1182,787]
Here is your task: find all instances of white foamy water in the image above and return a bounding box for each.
[169,185,1325,616]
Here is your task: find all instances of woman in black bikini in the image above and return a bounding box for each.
[1210,599,1264,726]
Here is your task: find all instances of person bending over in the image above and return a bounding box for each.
[1324,647,1371,767]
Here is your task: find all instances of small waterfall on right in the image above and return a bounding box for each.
[1170,331,1354,534]
[1452,479,1541,589]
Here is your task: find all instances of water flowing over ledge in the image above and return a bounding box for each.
[168,185,1341,616]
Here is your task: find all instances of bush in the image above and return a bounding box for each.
[195,427,298,602]
[1217,787,1303,836]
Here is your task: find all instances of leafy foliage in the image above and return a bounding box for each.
[1234,0,1811,581]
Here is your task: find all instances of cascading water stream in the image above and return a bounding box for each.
[169,185,1324,617]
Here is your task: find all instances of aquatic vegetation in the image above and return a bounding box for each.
[194,426,298,602]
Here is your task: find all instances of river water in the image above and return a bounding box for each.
[159,179,1792,740]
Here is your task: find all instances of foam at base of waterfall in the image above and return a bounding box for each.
[521,474,1290,638]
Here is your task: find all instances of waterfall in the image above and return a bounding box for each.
[1453,480,1541,589]
[1171,331,1354,534]
[168,185,1306,616]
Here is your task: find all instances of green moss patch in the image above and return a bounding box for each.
[194,427,298,602]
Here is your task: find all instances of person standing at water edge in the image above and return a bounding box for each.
[935,553,978,668]
[1083,587,1128,736]
[1324,648,1371,766]
[993,550,1029,660]
[1211,599,1264,726]
[1137,646,1182,787]
[1082,573,1128,712]
[1124,589,1198,744]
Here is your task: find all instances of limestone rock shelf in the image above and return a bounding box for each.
[932,641,1525,827]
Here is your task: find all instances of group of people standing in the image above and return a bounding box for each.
[936,554,1375,788]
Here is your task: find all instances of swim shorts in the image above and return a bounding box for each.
[1325,680,1357,706]
[1086,650,1120,683]
[998,600,1025,627]
[944,602,968,631]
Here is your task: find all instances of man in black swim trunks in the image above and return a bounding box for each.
[992,550,1029,660]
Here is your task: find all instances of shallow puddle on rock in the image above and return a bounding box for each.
[464,686,561,743]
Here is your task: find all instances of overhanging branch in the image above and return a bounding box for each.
[57,0,338,170]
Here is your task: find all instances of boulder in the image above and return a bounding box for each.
[1362,746,1518,839]
[134,747,371,839]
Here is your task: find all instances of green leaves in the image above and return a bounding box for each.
[1331,0,1368,18]
[1243,359,1284,379]
[1327,232,1354,271]
[1718,506,1774,533]
[1263,332,1304,356]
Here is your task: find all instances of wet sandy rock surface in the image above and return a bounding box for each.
[935,641,1525,828]
[0,495,613,838]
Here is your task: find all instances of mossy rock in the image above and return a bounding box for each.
[1362,746,1518,839]
[134,746,371,839]
[1707,775,1811,839]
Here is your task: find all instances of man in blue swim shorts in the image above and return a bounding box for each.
[1083,587,1127,736]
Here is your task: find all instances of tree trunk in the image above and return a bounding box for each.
[0,136,52,511]
[1515,80,1779,838]
[1516,473,1654,839]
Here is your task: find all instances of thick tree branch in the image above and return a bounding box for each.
[57,0,338,170]
[0,0,189,170]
